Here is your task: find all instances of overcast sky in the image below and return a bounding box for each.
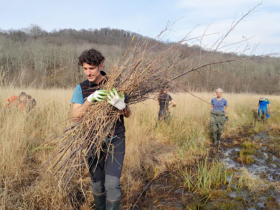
[0,0,279,55]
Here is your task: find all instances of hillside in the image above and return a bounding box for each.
[0,25,280,93]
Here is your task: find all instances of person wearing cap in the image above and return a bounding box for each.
[71,48,131,210]
[210,88,228,145]
[157,86,176,123]
[257,96,270,121]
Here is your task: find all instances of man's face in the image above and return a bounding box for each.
[82,62,103,83]
[216,91,222,98]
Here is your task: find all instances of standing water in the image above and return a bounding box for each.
[218,132,280,209]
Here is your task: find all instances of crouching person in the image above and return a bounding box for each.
[210,88,228,145]
[6,92,36,112]
[71,49,131,210]
[257,96,270,122]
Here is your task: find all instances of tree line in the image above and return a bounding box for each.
[0,25,279,94]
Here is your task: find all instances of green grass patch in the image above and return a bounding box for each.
[180,156,233,196]
[237,148,256,164]
[240,148,256,156]
[240,141,254,149]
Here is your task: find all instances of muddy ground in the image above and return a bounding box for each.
[125,126,280,210]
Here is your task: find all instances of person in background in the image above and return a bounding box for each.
[5,92,36,112]
[257,96,270,121]
[210,88,228,146]
[157,86,176,123]
[71,48,131,210]
[25,95,36,111]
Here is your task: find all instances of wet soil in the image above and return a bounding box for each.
[221,132,280,182]
[127,170,199,210]
[127,130,280,210]
[207,131,280,210]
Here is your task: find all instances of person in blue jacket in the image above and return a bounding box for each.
[257,96,271,121]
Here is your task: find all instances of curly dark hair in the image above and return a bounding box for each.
[78,48,105,66]
[157,85,170,101]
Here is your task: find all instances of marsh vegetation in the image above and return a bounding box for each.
[1,89,280,209]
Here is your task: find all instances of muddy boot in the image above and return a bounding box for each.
[106,199,121,210]
[217,134,222,144]
[93,193,106,210]
[212,133,218,146]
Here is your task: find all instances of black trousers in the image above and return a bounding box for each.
[87,133,125,200]
[158,110,171,122]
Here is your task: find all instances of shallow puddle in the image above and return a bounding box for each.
[216,132,280,209]
[221,132,280,182]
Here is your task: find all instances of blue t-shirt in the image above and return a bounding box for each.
[211,98,227,112]
[71,84,84,104]
[259,99,269,109]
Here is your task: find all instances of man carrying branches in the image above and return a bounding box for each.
[71,49,131,210]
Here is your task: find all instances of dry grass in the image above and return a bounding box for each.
[1,88,280,209]
[236,168,267,192]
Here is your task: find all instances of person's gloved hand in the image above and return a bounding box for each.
[107,88,126,110]
[87,90,108,103]
[225,116,229,121]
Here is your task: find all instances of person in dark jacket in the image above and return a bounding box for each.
[157,86,176,123]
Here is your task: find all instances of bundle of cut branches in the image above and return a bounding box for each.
[42,36,195,185]
[39,8,260,184]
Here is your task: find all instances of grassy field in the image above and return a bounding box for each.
[1,87,280,209]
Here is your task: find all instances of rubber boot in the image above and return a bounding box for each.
[217,134,222,145]
[93,193,106,210]
[106,199,121,210]
[212,133,218,146]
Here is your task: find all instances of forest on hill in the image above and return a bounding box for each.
[0,25,279,94]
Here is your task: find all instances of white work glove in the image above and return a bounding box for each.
[107,88,126,110]
[87,90,108,103]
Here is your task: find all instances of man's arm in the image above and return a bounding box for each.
[171,100,176,107]
[73,101,131,122]
[210,104,214,114]
[224,106,228,117]
[256,102,260,110]
[71,88,109,122]
[72,101,91,122]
